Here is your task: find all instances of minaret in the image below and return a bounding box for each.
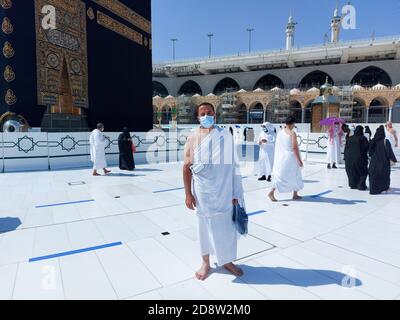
[331,6,341,43]
[286,13,297,50]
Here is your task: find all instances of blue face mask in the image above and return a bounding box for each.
[199,115,215,129]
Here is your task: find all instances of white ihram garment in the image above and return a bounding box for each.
[327,128,341,164]
[188,127,244,266]
[385,129,396,148]
[89,129,108,170]
[272,130,304,193]
[258,131,275,177]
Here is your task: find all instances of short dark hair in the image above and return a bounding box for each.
[285,116,296,125]
[196,102,215,116]
[97,123,104,130]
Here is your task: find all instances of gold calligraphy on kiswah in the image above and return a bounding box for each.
[92,0,151,34]
[97,11,143,46]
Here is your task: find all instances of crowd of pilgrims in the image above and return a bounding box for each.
[343,123,397,195]
[256,121,398,196]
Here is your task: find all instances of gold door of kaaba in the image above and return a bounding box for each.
[34,0,88,115]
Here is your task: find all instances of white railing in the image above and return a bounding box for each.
[1,123,398,172]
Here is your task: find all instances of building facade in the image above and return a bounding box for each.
[152,9,400,127]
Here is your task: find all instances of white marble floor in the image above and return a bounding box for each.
[1,161,400,300]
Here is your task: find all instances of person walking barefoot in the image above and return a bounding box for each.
[268,116,304,202]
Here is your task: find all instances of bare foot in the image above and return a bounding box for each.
[223,263,244,277]
[293,195,303,200]
[103,169,111,175]
[268,192,278,202]
[195,263,211,281]
[93,172,101,176]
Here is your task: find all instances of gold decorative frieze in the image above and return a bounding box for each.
[97,11,143,46]
[0,0,12,9]
[4,65,15,82]
[3,41,14,58]
[5,89,17,105]
[2,17,13,34]
[92,0,151,34]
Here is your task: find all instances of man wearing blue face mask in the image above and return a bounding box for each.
[183,103,244,281]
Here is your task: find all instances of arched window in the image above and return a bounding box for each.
[236,104,247,123]
[304,101,313,124]
[249,103,264,124]
[299,71,334,89]
[161,105,172,124]
[178,80,203,96]
[369,98,389,123]
[289,101,302,123]
[352,99,366,123]
[153,81,169,97]
[213,78,240,95]
[351,66,392,87]
[254,74,284,91]
[393,99,400,123]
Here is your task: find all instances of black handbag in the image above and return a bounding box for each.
[232,203,248,235]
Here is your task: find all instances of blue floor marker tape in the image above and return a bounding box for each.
[248,210,267,217]
[29,242,123,263]
[153,187,185,194]
[310,190,333,198]
[35,199,95,208]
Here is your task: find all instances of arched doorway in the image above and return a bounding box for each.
[153,81,169,97]
[289,100,302,123]
[352,99,366,123]
[178,80,203,96]
[161,105,172,124]
[249,103,264,124]
[351,66,392,87]
[299,71,334,89]
[236,104,247,123]
[393,99,400,123]
[369,98,389,123]
[254,74,284,91]
[213,78,240,95]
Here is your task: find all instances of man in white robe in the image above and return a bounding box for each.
[385,121,398,148]
[89,123,111,176]
[258,122,276,181]
[183,103,244,281]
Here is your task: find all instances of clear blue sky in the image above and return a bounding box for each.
[151,0,400,62]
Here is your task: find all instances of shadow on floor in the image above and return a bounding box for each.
[134,168,164,172]
[0,217,22,234]
[386,187,400,195]
[233,266,362,287]
[303,180,320,184]
[105,173,146,177]
[301,196,367,205]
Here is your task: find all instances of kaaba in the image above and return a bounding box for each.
[0,0,153,132]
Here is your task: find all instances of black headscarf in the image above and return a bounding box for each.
[373,125,385,142]
[365,126,372,136]
[353,125,364,136]
[122,127,130,138]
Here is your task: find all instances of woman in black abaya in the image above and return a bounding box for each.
[344,126,369,190]
[369,126,397,195]
[118,127,135,171]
